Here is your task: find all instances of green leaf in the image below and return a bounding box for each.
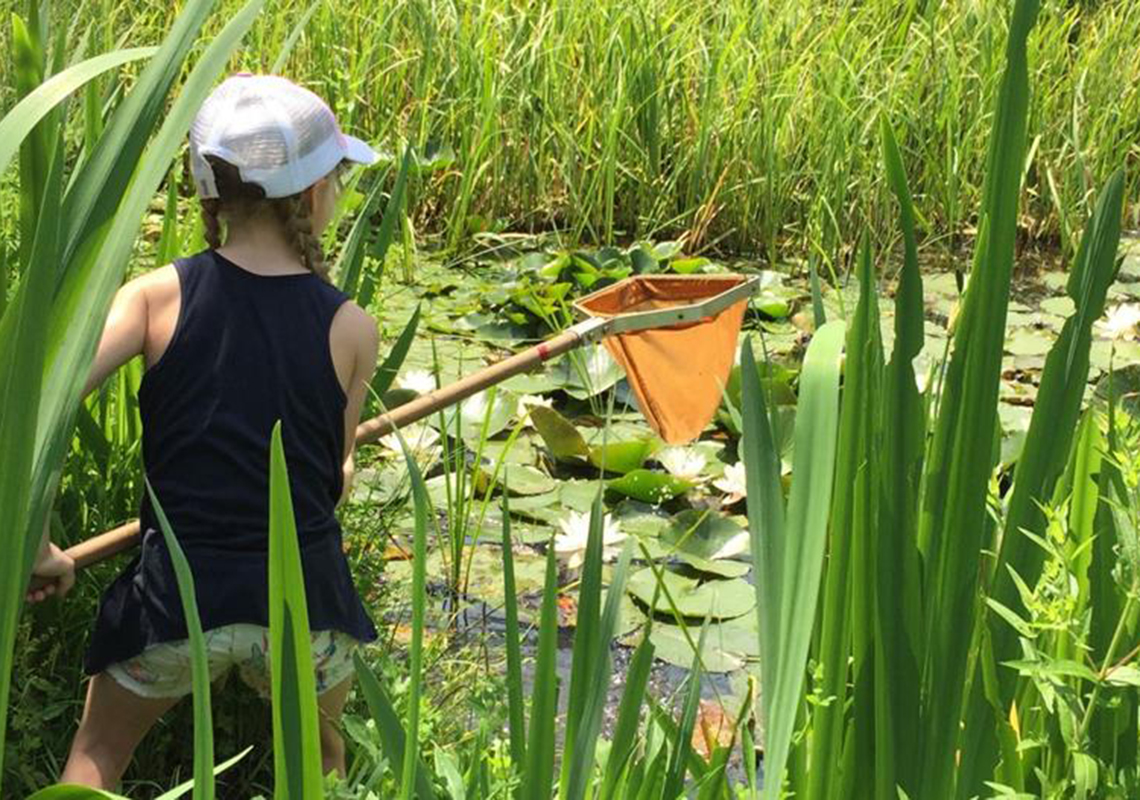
[606,470,692,504]
[963,171,1126,790]
[645,615,760,673]
[521,546,560,799]
[659,510,748,562]
[499,491,527,769]
[359,144,412,309]
[744,321,845,800]
[918,1,1041,793]
[530,406,590,460]
[0,47,157,181]
[627,568,755,620]
[371,304,422,400]
[1105,665,1140,688]
[389,417,433,800]
[601,634,655,800]
[268,423,323,799]
[146,480,214,800]
[352,652,437,799]
[587,438,656,474]
[670,257,709,274]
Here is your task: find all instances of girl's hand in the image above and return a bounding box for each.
[27,543,75,604]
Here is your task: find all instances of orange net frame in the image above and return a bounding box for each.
[574,275,750,444]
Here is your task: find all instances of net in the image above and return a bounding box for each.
[574,275,750,444]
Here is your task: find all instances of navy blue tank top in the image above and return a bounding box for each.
[85,250,377,675]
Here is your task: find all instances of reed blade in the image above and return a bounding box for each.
[146,480,215,800]
[743,320,845,798]
[958,169,1125,794]
[917,1,1040,792]
[268,423,324,799]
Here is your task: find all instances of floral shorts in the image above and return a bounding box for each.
[106,623,360,699]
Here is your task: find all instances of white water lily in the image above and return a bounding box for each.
[712,461,747,505]
[554,510,627,569]
[656,447,708,482]
[1095,303,1140,341]
[398,368,437,395]
[519,394,554,411]
[379,422,440,457]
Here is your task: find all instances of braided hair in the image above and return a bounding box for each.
[200,155,335,281]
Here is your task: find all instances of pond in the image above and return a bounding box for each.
[349,233,1140,767]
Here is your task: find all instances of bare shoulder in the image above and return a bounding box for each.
[129,264,180,306]
[330,300,380,358]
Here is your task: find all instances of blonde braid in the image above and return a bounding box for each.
[201,198,223,249]
[277,194,330,282]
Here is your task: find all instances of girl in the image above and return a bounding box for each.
[28,74,382,789]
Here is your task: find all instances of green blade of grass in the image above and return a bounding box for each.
[564,538,634,800]
[0,46,156,190]
[268,422,323,799]
[958,168,1125,794]
[336,161,392,298]
[500,488,528,770]
[917,1,1040,793]
[270,0,322,73]
[359,144,413,309]
[559,490,607,796]
[600,632,655,800]
[662,630,705,800]
[743,320,845,799]
[808,234,882,798]
[392,420,432,800]
[0,101,65,777]
[145,479,214,800]
[371,303,422,402]
[520,543,560,800]
[875,114,926,799]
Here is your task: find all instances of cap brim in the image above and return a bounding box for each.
[343,135,380,166]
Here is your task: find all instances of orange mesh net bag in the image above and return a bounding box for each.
[574,275,751,444]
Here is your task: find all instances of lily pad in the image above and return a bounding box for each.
[587,438,656,474]
[555,346,626,399]
[1006,330,1053,357]
[497,465,557,496]
[611,500,673,538]
[660,510,749,562]
[530,406,590,460]
[432,389,519,442]
[559,479,603,513]
[676,554,752,579]
[670,257,710,275]
[1039,296,1075,318]
[607,470,693,504]
[626,568,755,620]
[633,613,761,673]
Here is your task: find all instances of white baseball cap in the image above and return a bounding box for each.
[189,73,379,200]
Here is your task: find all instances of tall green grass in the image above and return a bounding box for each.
[11,0,1135,264]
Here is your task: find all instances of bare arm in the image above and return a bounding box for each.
[83,277,152,398]
[334,303,380,506]
[28,277,152,602]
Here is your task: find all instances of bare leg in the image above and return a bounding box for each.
[317,677,353,778]
[61,673,181,789]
